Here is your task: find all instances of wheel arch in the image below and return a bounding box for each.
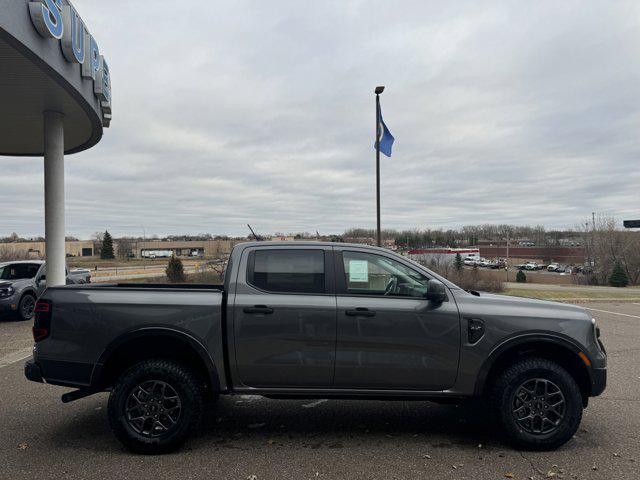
[93,328,220,398]
[20,288,37,299]
[475,334,592,403]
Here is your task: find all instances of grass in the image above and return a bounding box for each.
[503,288,640,302]
[68,258,205,268]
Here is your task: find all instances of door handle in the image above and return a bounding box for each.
[243,305,274,314]
[345,308,376,317]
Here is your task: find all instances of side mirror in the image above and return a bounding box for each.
[425,279,447,303]
[37,275,46,284]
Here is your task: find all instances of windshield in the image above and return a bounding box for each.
[0,263,40,280]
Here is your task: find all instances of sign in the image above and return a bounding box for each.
[348,260,369,283]
[29,0,111,127]
[623,220,640,229]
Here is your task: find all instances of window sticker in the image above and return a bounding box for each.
[349,260,369,282]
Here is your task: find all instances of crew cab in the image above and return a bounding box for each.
[25,242,606,454]
[0,260,90,321]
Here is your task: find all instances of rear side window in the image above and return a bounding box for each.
[248,250,325,294]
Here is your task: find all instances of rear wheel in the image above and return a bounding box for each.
[490,358,582,450]
[18,294,36,321]
[108,359,203,454]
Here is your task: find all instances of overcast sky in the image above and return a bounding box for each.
[2,0,640,238]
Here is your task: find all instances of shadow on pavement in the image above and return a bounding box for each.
[48,395,501,454]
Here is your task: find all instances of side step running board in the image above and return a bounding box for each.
[61,388,100,404]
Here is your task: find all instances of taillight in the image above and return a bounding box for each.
[35,301,50,313]
[33,300,52,342]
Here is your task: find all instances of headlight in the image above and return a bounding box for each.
[0,286,15,298]
[592,317,605,354]
[591,318,601,338]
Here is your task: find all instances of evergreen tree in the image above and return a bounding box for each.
[166,255,186,283]
[609,261,629,287]
[454,253,464,272]
[516,270,527,283]
[100,230,115,259]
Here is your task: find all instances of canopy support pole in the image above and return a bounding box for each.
[43,111,66,287]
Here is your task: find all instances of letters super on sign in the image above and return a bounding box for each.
[29,0,112,127]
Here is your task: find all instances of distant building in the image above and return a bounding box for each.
[0,240,95,258]
[0,239,244,260]
[134,239,242,258]
[478,246,585,265]
[269,236,296,242]
[406,248,480,266]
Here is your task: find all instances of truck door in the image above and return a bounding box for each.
[232,246,336,388]
[333,249,460,391]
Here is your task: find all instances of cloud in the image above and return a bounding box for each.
[2,0,639,237]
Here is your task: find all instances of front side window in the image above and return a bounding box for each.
[249,250,325,294]
[342,251,429,297]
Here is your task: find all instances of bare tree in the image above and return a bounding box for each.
[0,246,32,262]
[91,231,104,258]
[577,215,640,285]
[116,237,134,260]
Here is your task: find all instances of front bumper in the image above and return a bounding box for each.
[590,366,607,397]
[0,297,19,316]
[24,359,44,383]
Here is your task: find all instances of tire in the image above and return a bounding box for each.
[490,357,582,451]
[108,359,203,454]
[18,294,36,321]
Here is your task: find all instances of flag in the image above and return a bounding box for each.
[375,109,395,157]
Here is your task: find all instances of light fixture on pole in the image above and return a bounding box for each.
[375,86,384,247]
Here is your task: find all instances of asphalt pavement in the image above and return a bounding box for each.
[1,302,638,480]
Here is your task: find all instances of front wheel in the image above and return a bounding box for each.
[18,294,36,321]
[490,358,583,450]
[108,359,203,454]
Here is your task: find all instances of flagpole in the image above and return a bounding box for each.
[375,86,384,247]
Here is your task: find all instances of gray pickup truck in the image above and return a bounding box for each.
[25,242,606,454]
[0,260,91,321]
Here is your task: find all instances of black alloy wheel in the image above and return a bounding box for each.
[511,378,566,435]
[125,380,182,438]
[490,357,583,451]
[19,294,36,321]
[108,359,203,454]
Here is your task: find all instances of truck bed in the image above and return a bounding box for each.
[33,283,226,389]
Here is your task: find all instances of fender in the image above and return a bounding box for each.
[473,332,592,396]
[91,326,221,392]
[20,288,38,299]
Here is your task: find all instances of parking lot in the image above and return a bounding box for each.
[1,302,638,480]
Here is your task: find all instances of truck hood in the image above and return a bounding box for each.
[0,278,34,290]
[455,290,592,323]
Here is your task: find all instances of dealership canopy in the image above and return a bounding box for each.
[0,0,111,286]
